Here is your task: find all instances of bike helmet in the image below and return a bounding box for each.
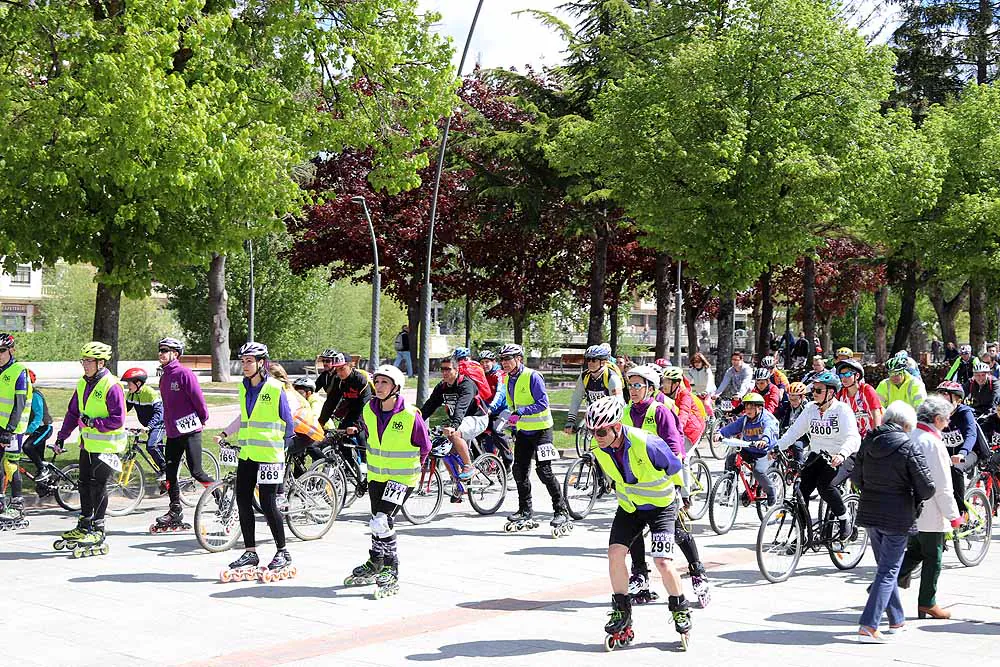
[292,377,316,392]
[760,355,776,368]
[653,358,670,368]
[835,358,864,378]
[752,366,771,381]
[27,369,36,384]
[430,434,453,457]
[121,368,148,384]
[812,370,842,391]
[498,343,523,358]
[326,351,349,367]
[0,333,14,350]
[478,349,496,361]
[626,365,660,388]
[973,360,990,374]
[661,366,684,381]
[158,337,184,354]
[584,343,613,360]
[237,341,269,359]
[80,341,112,361]
[960,344,972,355]
[453,347,471,360]
[788,381,808,396]
[885,357,908,374]
[836,346,853,358]
[584,395,624,430]
[935,380,965,399]
[372,364,405,390]
[320,348,339,360]
[741,392,765,406]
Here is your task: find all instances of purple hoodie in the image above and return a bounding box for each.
[159,359,210,438]
[56,368,126,442]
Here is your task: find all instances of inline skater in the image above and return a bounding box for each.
[156,337,213,532]
[317,351,373,466]
[344,365,430,598]
[421,355,488,480]
[498,344,570,536]
[715,392,780,508]
[775,371,861,539]
[876,357,926,409]
[0,334,32,530]
[945,344,975,386]
[564,343,624,434]
[751,367,782,414]
[52,342,126,557]
[774,382,809,466]
[216,342,295,581]
[933,381,990,515]
[964,360,1000,418]
[835,358,883,438]
[586,396,691,651]
[121,368,167,488]
[20,370,53,487]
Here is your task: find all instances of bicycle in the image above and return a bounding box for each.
[401,429,507,524]
[194,441,339,553]
[574,424,593,458]
[756,451,868,583]
[308,429,368,514]
[707,399,741,459]
[16,444,81,512]
[951,456,996,567]
[708,438,786,535]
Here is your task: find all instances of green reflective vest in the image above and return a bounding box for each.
[238,378,286,463]
[77,373,126,454]
[363,402,420,486]
[592,425,676,513]
[126,383,159,407]
[511,367,553,431]
[628,400,685,490]
[876,375,926,409]
[0,361,31,434]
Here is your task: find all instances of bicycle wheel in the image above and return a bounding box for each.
[467,453,507,515]
[756,469,787,520]
[708,429,726,459]
[309,459,347,515]
[194,479,241,553]
[954,487,992,567]
[757,503,804,583]
[54,464,82,512]
[575,427,593,458]
[563,455,600,520]
[106,460,146,516]
[178,450,221,508]
[829,494,868,570]
[402,463,443,524]
[709,472,739,535]
[686,459,712,521]
[286,471,339,541]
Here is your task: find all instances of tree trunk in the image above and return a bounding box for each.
[92,282,122,373]
[685,295,700,357]
[820,315,833,356]
[609,295,621,356]
[512,311,524,346]
[970,278,987,352]
[874,286,888,362]
[802,256,816,347]
[715,294,735,386]
[755,268,774,360]
[891,263,918,354]
[586,217,610,346]
[654,253,670,358]
[929,281,969,346]
[464,293,472,350]
[208,253,230,382]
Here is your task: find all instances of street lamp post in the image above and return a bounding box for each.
[246,238,255,342]
[352,196,380,371]
[674,261,683,366]
[417,0,486,405]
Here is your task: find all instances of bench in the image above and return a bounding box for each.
[179,355,212,370]
[559,353,586,373]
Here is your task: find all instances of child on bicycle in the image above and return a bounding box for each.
[121,368,167,485]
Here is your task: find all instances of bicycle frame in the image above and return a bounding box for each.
[733,451,766,504]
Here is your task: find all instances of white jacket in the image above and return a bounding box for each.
[685,366,716,395]
[775,399,861,458]
[910,426,961,532]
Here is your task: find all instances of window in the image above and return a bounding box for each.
[0,315,25,332]
[629,314,645,328]
[10,265,31,285]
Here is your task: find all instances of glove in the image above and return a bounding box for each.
[53,439,65,455]
[0,430,11,445]
[79,415,95,428]
[950,517,963,529]
[507,414,521,427]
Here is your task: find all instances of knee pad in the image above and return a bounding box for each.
[369,512,394,539]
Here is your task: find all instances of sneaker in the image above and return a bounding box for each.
[457,465,475,480]
[884,623,905,635]
[857,627,889,644]
[34,468,52,484]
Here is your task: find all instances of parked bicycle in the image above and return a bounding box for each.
[16,444,81,512]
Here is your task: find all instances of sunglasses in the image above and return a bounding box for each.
[811,387,826,394]
[837,371,855,377]
[499,355,516,361]
[628,382,646,390]
[594,426,613,437]
[158,348,173,354]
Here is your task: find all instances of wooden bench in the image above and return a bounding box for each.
[179,355,212,370]
[559,353,586,373]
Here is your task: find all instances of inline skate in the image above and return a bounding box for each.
[259,549,296,583]
[344,558,382,586]
[220,550,260,582]
[0,497,28,530]
[150,503,191,533]
[669,594,692,650]
[628,572,659,605]
[373,564,399,599]
[504,508,539,532]
[689,562,711,608]
[603,593,634,651]
[54,517,90,551]
[550,510,573,538]
[73,521,109,558]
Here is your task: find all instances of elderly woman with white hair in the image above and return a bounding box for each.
[896,395,962,621]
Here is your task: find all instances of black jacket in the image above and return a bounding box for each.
[421,376,485,429]
[851,424,935,533]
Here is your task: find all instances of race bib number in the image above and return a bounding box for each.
[219,446,239,467]
[536,443,559,462]
[586,390,607,404]
[649,531,675,556]
[719,399,733,412]
[98,453,122,472]
[381,480,407,504]
[809,418,839,437]
[942,430,964,448]
[174,412,202,434]
[257,463,284,485]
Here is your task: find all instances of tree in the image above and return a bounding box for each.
[0,1,455,371]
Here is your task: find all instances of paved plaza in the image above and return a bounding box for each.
[4,447,1000,667]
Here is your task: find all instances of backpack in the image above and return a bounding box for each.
[458,359,492,403]
[582,363,625,394]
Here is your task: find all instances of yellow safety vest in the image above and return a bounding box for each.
[363,403,421,487]
[77,373,126,454]
[628,400,684,488]
[237,378,287,463]
[0,361,31,434]
[592,425,676,512]
[510,367,553,431]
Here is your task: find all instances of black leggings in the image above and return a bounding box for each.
[235,458,285,550]
[165,432,214,506]
[23,425,52,475]
[78,449,113,522]
[512,429,564,513]
[950,450,979,512]
[799,453,846,517]
[366,479,411,572]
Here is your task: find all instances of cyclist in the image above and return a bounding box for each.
[156,337,214,529]
[933,381,989,515]
[801,355,829,385]
[751,367,781,414]
[775,370,861,539]
[759,355,789,394]
[564,343,624,434]
[346,365,430,597]
[269,363,325,477]
[498,343,570,533]
[0,333,32,527]
[53,341,126,556]
[661,366,706,451]
[715,392,780,508]
[685,352,716,417]
[478,350,503,402]
[894,349,923,382]
[421,355,488,479]
[317,351,373,458]
[835,358,883,438]
[585,396,691,644]
[876,357,926,409]
[945,344,975,386]
[121,367,167,486]
[835,347,854,362]
[774,382,809,466]
[452,347,492,402]
[216,342,295,577]
[292,377,332,430]
[713,351,752,402]
[964,360,1000,418]
[978,400,1000,463]
[21,369,53,485]
[314,348,341,395]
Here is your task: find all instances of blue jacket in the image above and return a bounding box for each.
[719,410,779,456]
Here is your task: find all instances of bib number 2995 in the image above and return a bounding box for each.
[381,480,408,504]
[257,463,284,485]
[649,532,675,556]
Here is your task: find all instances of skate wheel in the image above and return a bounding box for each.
[504,522,513,532]
[149,525,158,534]
[221,570,232,583]
[288,566,297,578]
[279,570,289,580]
[604,636,616,652]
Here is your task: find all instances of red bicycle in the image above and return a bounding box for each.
[709,439,785,534]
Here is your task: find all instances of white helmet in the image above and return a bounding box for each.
[626,365,660,388]
[752,366,772,381]
[585,395,624,430]
[499,343,524,358]
[373,364,405,390]
[973,360,990,373]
